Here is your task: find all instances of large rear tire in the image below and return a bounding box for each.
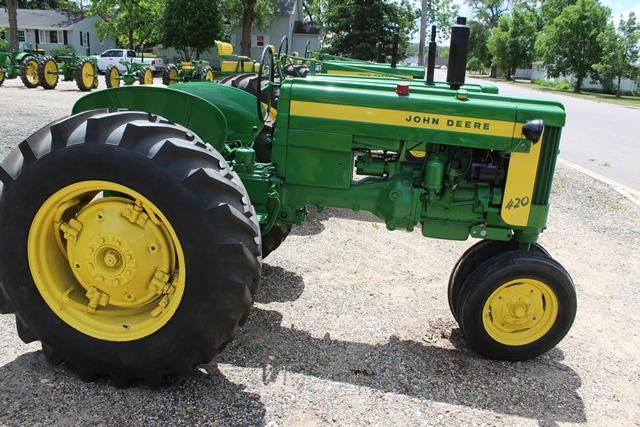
[0,110,261,386]
[75,58,96,91]
[105,65,121,88]
[138,66,153,85]
[38,55,59,90]
[162,64,179,85]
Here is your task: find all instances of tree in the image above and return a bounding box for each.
[487,6,538,79]
[0,0,79,9]
[467,20,491,73]
[89,0,164,50]
[223,0,277,56]
[416,0,458,65]
[536,0,610,92]
[593,12,640,96]
[322,0,418,60]
[163,0,221,60]
[466,0,510,76]
[4,0,18,51]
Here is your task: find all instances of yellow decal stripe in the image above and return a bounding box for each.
[326,69,415,79]
[290,100,516,138]
[501,125,542,226]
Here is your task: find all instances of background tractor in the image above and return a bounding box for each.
[104,60,154,88]
[0,47,45,88]
[0,18,576,386]
[35,51,100,91]
[161,61,215,85]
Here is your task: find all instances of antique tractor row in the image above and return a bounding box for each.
[104,61,155,88]
[162,41,260,85]
[0,48,45,88]
[0,18,576,386]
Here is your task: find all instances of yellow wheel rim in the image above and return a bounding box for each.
[28,181,186,341]
[25,59,39,85]
[81,62,94,88]
[143,69,153,85]
[44,60,58,86]
[0,70,5,81]
[483,278,558,346]
[205,70,214,81]
[109,68,120,87]
[168,68,178,85]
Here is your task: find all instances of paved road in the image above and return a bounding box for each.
[454,72,640,192]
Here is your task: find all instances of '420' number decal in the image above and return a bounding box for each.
[506,196,530,210]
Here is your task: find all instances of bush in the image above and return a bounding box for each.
[533,79,570,90]
[49,46,75,57]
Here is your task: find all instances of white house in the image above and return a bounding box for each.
[0,9,116,55]
[156,0,321,63]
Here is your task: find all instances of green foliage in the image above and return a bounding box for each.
[163,0,221,60]
[0,0,80,9]
[533,79,570,90]
[539,0,575,26]
[535,0,610,92]
[89,0,164,50]
[468,20,491,72]
[487,6,537,79]
[49,45,75,56]
[593,13,639,96]
[466,0,509,28]
[322,0,419,60]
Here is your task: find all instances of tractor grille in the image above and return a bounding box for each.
[533,126,562,206]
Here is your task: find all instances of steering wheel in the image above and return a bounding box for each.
[256,45,276,126]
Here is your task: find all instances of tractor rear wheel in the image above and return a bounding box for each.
[139,66,153,85]
[105,65,121,88]
[457,251,576,361]
[20,55,40,88]
[448,240,549,322]
[75,58,96,91]
[162,64,179,85]
[0,110,261,386]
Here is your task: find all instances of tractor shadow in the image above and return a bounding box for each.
[0,351,265,425]
[221,266,586,425]
[290,207,382,237]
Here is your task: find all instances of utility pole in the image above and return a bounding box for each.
[418,0,428,66]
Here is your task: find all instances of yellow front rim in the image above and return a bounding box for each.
[205,70,214,81]
[0,70,5,81]
[168,68,178,84]
[25,59,39,84]
[44,60,58,86]
[143,69,153,85]
[482,278,558,346]
[109,68,120,87]
[28,181,186,341]
[81,62,94,88]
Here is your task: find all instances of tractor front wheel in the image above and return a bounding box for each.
[448,240,550,322]
[457,251,576,361]
[75,58,96,91]
[162,64,179,85]
[0,110,262,386]
[20,55,40,88]
[105,65,121,88]
[139,66,153,85]
[200,65,215,82]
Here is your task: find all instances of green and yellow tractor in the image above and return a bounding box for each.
[161,60,215,85]
[104,60,154,88]
[0,47,45,88]
[36,51,100,91]
[0,18,576,386]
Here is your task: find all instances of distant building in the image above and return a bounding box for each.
[157,0,322,64]
[0,9,116,55]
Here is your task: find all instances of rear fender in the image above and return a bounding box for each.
[72,85,229,151]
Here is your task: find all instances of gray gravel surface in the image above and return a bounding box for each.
[1,78,639,426]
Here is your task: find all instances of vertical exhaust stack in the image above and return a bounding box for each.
[391,32,399,68]
[425,25,437,85]
[446,16,470,90]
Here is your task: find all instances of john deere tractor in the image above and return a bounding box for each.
[0,18,576,386]
[0,47,45,88]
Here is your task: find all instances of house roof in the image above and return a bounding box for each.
[275,0,297,14]
[0,9,86,30]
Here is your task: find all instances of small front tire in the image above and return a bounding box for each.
[458,251,576,361]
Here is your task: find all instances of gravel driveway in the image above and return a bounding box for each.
[1,78,639,426]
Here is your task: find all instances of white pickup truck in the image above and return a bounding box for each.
[94,49,164,73]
